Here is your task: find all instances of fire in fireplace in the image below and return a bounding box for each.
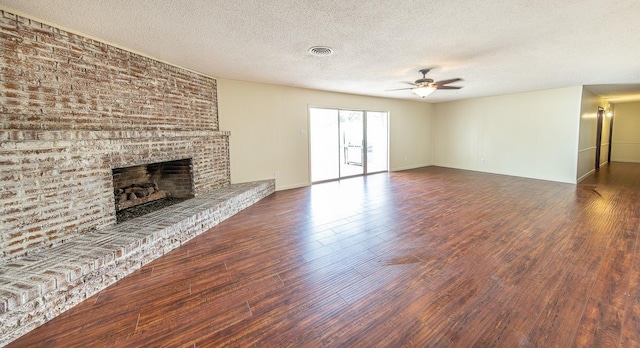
[112,159,194,222]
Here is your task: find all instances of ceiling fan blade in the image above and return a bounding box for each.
[385,87,414,91]
[434,78,463,86]
[436,85,462,90]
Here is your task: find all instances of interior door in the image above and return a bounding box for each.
[595,107,604,170]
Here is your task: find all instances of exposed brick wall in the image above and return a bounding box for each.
[0,11,218,131]
[0,11,230,260]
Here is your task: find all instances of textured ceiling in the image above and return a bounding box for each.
[1,0,640,103]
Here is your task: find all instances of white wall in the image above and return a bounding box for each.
[611,102,640,162]
[576,88,611,181]
[432,86,583,184]
[218,79,434,190]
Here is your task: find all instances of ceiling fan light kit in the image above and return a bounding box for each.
[412,86,436,98]
[390,68,463,99]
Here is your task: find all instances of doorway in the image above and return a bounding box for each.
[310,107,388,182]
[595,107,604,170]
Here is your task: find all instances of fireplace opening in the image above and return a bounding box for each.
[112,159,194,223]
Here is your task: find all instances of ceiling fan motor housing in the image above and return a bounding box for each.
[415,78,434,86]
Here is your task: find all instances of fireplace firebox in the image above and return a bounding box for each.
[112,159,194,221]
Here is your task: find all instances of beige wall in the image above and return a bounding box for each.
[432,86,583,184]
[611,102,640,163]
[577,88,611,181]
[218,79,434,190]
[220,79,605,188]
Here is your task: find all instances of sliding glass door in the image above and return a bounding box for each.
[309,108,340,182]
[339,110,364,178]
[310,107,388,182]
[366,111,389,174]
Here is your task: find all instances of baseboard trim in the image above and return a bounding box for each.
[577,169,596,183]
[276,182,310,191]
[390,164,432,172]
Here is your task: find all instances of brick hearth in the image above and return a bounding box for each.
[0,180,274,346]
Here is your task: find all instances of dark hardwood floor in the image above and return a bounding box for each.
[7,163,640,347]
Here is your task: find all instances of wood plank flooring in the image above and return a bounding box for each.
[7,163,640,347]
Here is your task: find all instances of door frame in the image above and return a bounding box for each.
[595,107,604,170]
[607,109,614,163]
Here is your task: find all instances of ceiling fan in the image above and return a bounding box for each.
[389,68,463,98]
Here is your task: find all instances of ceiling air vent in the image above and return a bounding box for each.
[308,46,334,57]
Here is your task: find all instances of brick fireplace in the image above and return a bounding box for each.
[0,10,277,346]
[0,10,231,260]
